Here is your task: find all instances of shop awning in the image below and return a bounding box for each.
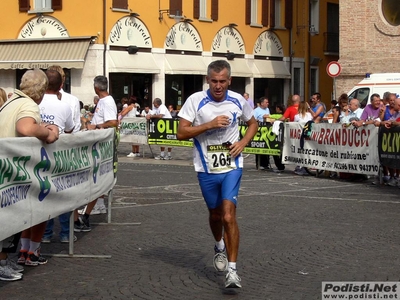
[0,37,92,69]
[253,59,291,79]
[165,54,207,75]
[108,51,160,74]
[226,58,253,77]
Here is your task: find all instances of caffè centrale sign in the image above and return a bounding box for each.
[19,15,69,39]
[109,16,152,47]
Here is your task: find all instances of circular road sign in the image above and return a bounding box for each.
[326,61,341,77]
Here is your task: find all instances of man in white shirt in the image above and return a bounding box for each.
[140,105,151,117]
[177,60,258,288]
[146,98,173,160]
[341,98,363,125]
[75,76,118,231]
[39,70,75,134]
[40,70,76,245]
[48,65,81,133]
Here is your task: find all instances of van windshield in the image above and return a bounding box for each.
[349,88,370,108]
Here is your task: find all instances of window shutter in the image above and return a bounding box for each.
[19,0,30,12]
[193,0,200,19]
[245,0,251,25]
[285,0,293,29]
[261,0,269,26]
[211,0,218,21]
[112,0,128,9]
[269,0,275,28]
[170,0,183,16]
[52,0,62,10]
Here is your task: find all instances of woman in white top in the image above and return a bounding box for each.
[294,100,313,125]
[119,98,141,157]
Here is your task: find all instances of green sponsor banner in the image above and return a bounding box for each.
[148,119,284,155]
[240,121,284,156]
[148,119,193,147]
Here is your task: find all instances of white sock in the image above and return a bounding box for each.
[97,197,104,206]
[160,151,165,157]
[20,238,30,251]
[228,262,237,270]
[167,152,171,157]
[216,239,225,251]
[29,241,41,255]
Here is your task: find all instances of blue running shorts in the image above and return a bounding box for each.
[197,168,242,209]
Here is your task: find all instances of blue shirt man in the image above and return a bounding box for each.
[253,97,270,122]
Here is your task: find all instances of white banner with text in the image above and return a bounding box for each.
[119,117,148,145]
[282,123,380,175]
[0,129,116,240]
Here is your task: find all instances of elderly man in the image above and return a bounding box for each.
[352,93,384,127]
[75,76,118,232]
[340,98,364,125]
[243,92,254,109]
[0,69,59,280]
[177,60,258,288]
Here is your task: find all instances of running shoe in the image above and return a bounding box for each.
[17,250,28,265]
[154,155,165,160]
[60,235,78,243]
[25,252,48,266]
[1,258,24,273]
[225,268,242,288]
[213,245,228,272]
[0,265,22,281]
[126,152,135,158]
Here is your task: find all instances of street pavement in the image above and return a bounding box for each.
[1,144,400,299]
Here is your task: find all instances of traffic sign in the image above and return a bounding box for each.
[327,61,341,77]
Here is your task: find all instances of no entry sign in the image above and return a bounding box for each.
[326,61,341,77]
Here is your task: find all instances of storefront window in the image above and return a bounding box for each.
[228,77,246,98]
[109,73,152,108]
[165,75,202,110]
[382,0,400,26]
[16,68,71,93]
[254,78,284,107]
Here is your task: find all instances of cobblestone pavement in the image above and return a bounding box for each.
[2,144,400,299]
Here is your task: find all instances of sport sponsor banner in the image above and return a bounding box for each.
[379,125,400,169]
[0,129,116,240]
[148,118,193,147]
[282,123,379,175]
[119,117,148,145]
[239,121,283,156]
[147,119,284,155]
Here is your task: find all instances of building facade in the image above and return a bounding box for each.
[338,0,400,95]
[0,0,338,109]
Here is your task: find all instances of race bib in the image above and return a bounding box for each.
[206,144,236,173]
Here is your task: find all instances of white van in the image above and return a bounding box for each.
[347,73,400,107]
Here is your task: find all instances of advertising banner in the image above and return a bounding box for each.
[147,118,193,147]
[0,129,116,240]
[379,125,400,169]
[147,119,284,155]
[119,117,148,145]
[282,123,380,175]
[239,121,283,155]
